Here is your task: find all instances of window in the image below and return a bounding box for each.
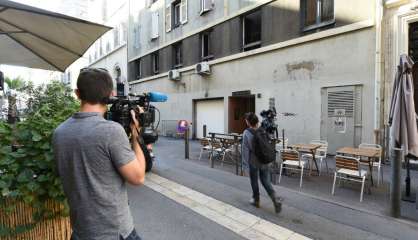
[122,22,127,43]
[114,26,120,47]
[99,39,103,56]
[173,42,182,68]
[152,52,159,74]
[173,0,181,28]
[200,0,213,15]
[135,59,141,79]
[168,0,187,31]
[302,0,334,31]
[201,31,213,61]
[243,10,261,51]
[106,40,111,53]
[66,71,71,85]
[133,25,140,49]
[151,11,159,39]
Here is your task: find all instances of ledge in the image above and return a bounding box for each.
[385,0,411,8]
[129,19,375,85]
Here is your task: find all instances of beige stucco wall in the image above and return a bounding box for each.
[131,27,377,145]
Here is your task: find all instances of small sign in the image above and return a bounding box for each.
[334,109,346,133]
[177,120,189,133]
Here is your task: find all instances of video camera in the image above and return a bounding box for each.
[260,108,278,138]
[105,92,167,145]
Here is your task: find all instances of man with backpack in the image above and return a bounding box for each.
[242,112,282,213]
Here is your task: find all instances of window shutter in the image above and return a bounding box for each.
[151,11,159,39]
[204,0,213,11]
[305,0,317,27]
[180,0,188,24]
[165,4,171,32]
[321,0,334,22]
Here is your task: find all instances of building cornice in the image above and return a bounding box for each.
[129,19,375,85]
[128,0,277,62]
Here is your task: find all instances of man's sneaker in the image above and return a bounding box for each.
[249,198,260,208]
[272,197,283,214]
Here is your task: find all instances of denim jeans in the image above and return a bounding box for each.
[70,229,141,240]
[249,164,276,201]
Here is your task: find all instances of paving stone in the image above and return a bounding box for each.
[251,220,294,240]
[239,228,276,240]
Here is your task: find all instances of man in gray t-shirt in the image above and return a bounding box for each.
[53,68,146,240]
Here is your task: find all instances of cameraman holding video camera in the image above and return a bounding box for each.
[53,68,145,240]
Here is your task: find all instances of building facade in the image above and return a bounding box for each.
[128,0,380,153]
[87,0,128,88]
[62,0,128,91]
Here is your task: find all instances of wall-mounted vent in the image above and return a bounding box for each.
[327,90,354,117]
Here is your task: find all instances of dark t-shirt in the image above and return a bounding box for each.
[53,112,135,240]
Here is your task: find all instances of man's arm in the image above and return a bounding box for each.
[242,131,251,164]
[118,136,146,185]
[116,109,146,185]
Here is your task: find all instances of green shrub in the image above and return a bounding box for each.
[0,81,79,236]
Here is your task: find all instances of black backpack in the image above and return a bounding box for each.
[248,128,276,164]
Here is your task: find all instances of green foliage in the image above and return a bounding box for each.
[0,81,79,236]
[4,76,26,91]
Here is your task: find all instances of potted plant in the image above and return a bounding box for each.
[0,81,79,239]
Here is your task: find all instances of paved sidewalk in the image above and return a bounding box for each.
[145,173,310,240]
[140,137,418,240]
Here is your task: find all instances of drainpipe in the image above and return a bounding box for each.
[375,0,384,143]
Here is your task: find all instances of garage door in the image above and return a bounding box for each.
[196,99,224,139]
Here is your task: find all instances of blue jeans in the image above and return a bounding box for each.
[249,164,276,201]
[71,229,141,240]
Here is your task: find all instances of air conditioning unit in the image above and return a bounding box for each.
[195,62,211,75]
[168,69,180,81]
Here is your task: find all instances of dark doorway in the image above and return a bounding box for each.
[228,95,255,134]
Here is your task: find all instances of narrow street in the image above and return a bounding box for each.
[127,138,418,240]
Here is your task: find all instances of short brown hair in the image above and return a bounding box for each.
[77,68,113,104]
[245,112,259,127]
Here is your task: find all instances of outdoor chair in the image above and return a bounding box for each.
[278,149,306,188]
[220,139,236,166]
[209,140,224,163]
[359,143,383,186]
[198,138,212,161]
[275,138,289,151]
[301,140,329,176]
[332,155,369,202]
[275,138,289,162]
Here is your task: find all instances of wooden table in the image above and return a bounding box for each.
[289,144,322,175]
[336,147,381,186]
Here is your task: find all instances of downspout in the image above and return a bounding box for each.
[375,0,384,142]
